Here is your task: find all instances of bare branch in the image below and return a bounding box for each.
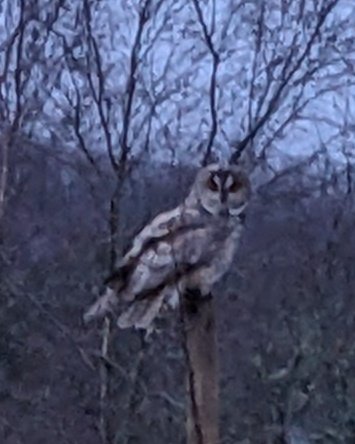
[99,317,111,444]
[119,0,152,171]
[191,0,220,165]
[231,0,340,163]
[248,2,265,133]
[72,84,102,177]
[114,334,149,444]
[83,0,117,172]
[0,129,10,228]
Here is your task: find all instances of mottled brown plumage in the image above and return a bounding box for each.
[83,164,251,330]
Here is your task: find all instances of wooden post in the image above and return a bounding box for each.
[181,290,219,444]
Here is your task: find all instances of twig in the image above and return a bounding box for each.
[72,84,102,177]
[191,0,220,165]
[107,0,152,268]
[248,2,265,133]
[13,0,25,130]
[150,391,184,411]
[0,130,10,227]
[230,0,340,163]
[99,317,111,444]
[83,0,117,172]
[114,332,148,444]
[119,0,152,168]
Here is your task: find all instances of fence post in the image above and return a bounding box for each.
[181,291,219,444]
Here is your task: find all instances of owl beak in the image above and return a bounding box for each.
[229,202,247,217]
[219,207,229,217]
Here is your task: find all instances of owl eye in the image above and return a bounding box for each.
[207,176,219,192]
[229,180,243,192]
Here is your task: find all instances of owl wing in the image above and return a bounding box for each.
[83,205,209,326]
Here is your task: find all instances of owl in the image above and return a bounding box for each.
[83,163,251,330]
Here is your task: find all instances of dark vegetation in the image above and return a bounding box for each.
[1,147,354,443]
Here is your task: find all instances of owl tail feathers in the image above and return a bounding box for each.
[117,294,165,330]
[83,288,118,324]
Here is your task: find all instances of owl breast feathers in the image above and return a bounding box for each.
[83,163,251,330]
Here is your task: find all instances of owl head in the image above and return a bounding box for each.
[187,164,251,217]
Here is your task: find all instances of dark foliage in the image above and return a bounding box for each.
[1,149,354,443]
